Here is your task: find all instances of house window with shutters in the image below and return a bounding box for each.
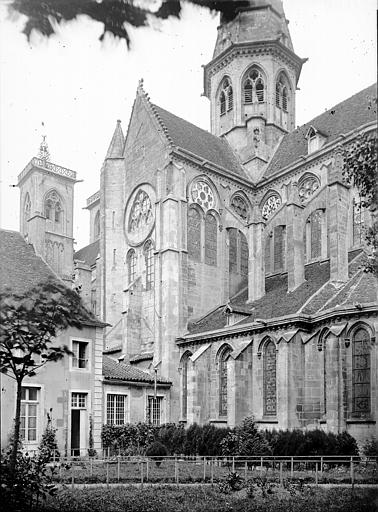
[218,345,232,416]
[263,340,277,416]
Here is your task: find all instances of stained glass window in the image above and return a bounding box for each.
[263,341,277,416]
[240,233,249,275]
[262,194,281,221]
[310,211,322,259]
[219,346,232,416]
[353,199,364,247]
[273,225,285,271]
[205,214,217,266]
[352,328,370,416]
[229,228,238,273]
[191,181,215,211]
[231,195,248,221]
[128,190,153,234]
[188,208,202,261]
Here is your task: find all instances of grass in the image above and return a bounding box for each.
[39,486,378,512]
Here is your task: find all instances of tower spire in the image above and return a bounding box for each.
[38,135,50,162]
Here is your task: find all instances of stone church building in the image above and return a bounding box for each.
[6,0,377,451]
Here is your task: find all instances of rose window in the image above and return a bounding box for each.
[231,195,248,221]
[191,181,215,211]
[298,175,320,202]
[262,195,281,220]
[128,190,153,233]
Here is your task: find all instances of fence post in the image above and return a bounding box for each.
[320,456,323,475]
[71,467,75,489]
[260,456,263,471]
[106,462,109,488]
[244,460,247,481]
[146,459,149,482]
[117,456,120,483]
[203,457,206,481]
[232,456,235,473]
[211,459,214,486]
[279,462,283,487]
[175,458,179,485]
[140,461,144,488]
[350,457,354,487]
[290,457,294,478]
[315,462,318,486]
[90,457,93,477]
[59,458,62,482]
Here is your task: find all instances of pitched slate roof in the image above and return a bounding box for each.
[186,250,375,336]
[264,83,377,178]
[103,355,171,384]
[151,104,247,179]
[74,239,99,267]
[0,229,58,294]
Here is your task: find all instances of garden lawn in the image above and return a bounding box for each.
[40,486,378,512]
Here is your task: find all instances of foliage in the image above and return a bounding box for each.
[362,437,378,457]
[101,422,157,455]
[1,446,57,511]
[88,415,97,457]
[342,131,378,275]
[0,278,90,473]
[221,416,271,456]
[38,411,60,462]
[157,422,186,455]
[34,486,378,512]
[218,471,243,493]
[146,441,168,466]
[8,1,248,47]
[265,429,358,456]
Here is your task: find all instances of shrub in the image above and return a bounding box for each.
[38,413,60,462]
[221,416,271,456]
[156,423,186,455]
[362,437,378,457]
[146,441,168,466]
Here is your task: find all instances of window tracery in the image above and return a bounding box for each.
[243,67,265,103]
[275,74,290,111]
[191,181,215,211]
[128,190,153,234]
[205,214,217,266]
[44,190,63,224]
[352,327,371,416]
[263,340,277,416]
[261,194,281,221]
[187,208,202,261]
[298,175,320,202]
[219,346,232,416]
[353,199,364,247]
[230,194,248,221]
[219,77,233,115]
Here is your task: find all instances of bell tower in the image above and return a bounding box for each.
[203,0,306,181]
[18,137,76,283]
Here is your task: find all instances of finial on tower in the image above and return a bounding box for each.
[38,135,50,162]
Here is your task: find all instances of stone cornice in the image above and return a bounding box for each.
[18,157,77,185]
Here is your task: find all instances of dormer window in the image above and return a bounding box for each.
[306,126,327,154]
[219,77,233,116]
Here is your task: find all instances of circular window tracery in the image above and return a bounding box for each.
[128,190,153,233]
[298,175,320,202]
[262,194,281,220]
[230,194,248,221]
[191,181,215,211]
[124,184,156,246]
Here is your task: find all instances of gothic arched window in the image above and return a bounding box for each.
[44,190,63,231]
[261,193,281,221]
[188,208,202,262]
[219,345,232,416]
[94,210,100,239]
[230,194,249,221]
[304,210,324,262]
[228,228,249,275]
[243,67,265,103]
[205,213,217,266]
[23,193,31,234]
[275,73,290,111]
[265,226,286,274]
[127,249,136,284]
[263,340,277,416]
[352,199,364,247]
[352,327,371,416]
[144,240,154,290]
[219,77,233,115]
[181,351,192,420]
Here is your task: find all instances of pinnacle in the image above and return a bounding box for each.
[106,119,125,159]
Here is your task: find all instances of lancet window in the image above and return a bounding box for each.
[44,190,63,225]
[243,67,265,103]
[127,249,136,284]
[275,73,290,111]
[352,327,371,416]
[219,345,232,416]
[143,240,154,290]
[353,199,364,247]
[181,352,192,420]
[263,340,277,416]
[94,210,100,239]
[304,210,324,262]
[23,193,31,234]
[187,207,202,261]
[265,225,286,274]
[219,77,233,115]
[205,213,217,266]
[228,228,248,276]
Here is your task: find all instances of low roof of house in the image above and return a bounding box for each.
[74,239,99,267]
[103,355,171,385]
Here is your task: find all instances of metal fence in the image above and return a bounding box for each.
[39,454,378,488]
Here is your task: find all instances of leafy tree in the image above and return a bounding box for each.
[38,411,60,462]
[8,0,247,46]
[0,278,91,476]
[342,129,378,275]
[221,416,271,457]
